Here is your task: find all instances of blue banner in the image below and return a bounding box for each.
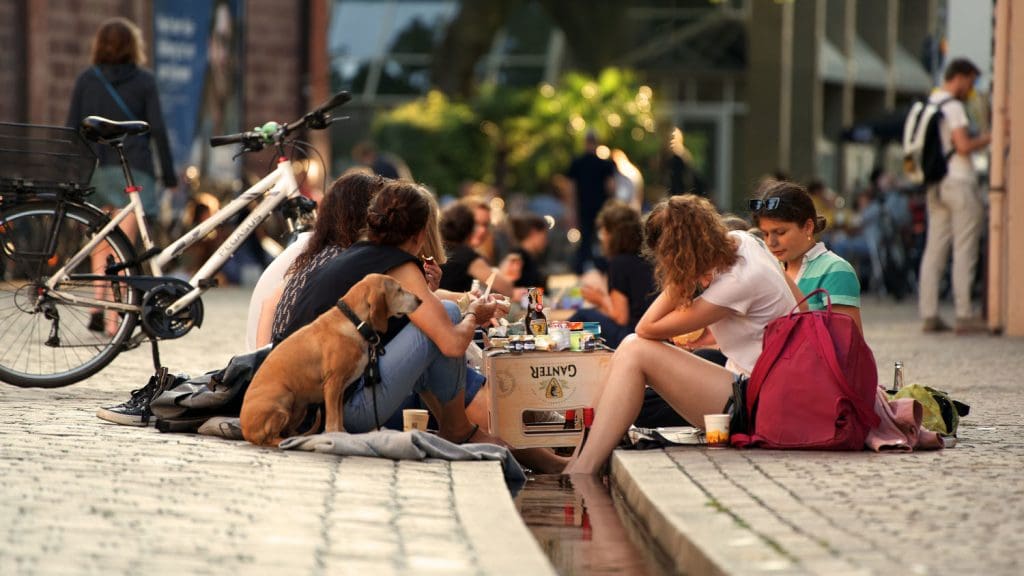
[153,1,211,180]
[154,0,243,183]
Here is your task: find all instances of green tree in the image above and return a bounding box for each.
[371,91,488,197]
[372,68,660,198]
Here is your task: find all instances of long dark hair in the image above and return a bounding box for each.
[750,178,826,233]
[287,171,382,276]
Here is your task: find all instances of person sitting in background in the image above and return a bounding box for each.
[438,202,514,296]
[501,213,549,289]
[752,178,862,332]
[570,201,655,348]
[564,195,802,475]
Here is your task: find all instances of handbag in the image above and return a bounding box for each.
[731,289,880,450]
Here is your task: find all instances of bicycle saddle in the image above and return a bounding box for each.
[80,116,150,143]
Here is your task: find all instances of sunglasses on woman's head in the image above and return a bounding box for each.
[749,197,781,212]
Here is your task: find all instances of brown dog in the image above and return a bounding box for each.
[240,273,421,446]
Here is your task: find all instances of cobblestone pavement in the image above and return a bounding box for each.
[0,288,553,576]
[613,296,1024,576]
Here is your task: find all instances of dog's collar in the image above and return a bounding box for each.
[336,300,382,347]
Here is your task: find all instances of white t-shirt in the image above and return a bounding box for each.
[245,232,311,351]
[698,231,797,376]
[929,89,974,180]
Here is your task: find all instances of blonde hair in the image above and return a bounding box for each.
[644,195,738,304]
[91,18,146,66]
[418,188,447,265]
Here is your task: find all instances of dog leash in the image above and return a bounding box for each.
[336,300,387,431]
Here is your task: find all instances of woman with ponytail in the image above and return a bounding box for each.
[751,179,863,332]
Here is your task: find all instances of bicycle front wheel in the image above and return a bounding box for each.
[0,201,142,387]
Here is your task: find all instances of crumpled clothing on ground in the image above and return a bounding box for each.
[866,386,945,452]
[279,429,526,485]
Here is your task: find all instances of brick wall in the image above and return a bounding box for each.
[242,0,305,140]
[0,1,25,122]
[4,0,307,138]
[24,0,148,125]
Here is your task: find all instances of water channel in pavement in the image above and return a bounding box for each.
[515,474,674,575]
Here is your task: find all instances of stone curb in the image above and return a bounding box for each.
[451,461,556,576]
[612,449,800,576]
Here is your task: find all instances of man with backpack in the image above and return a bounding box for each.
[913,58,991,334]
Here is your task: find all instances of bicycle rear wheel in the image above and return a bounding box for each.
[0,201,142,387]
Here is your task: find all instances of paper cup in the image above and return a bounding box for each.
[703,414,731,448]
[403,409,430,432]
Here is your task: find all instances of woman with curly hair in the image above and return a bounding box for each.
[571,201,656,347]
[564,194,802,475]
[276,180,506,445]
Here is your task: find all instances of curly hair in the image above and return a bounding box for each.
[287,171,382,277]
[643,195,738,304]
[596,201,643,257]
[749,178,826,233]
[91,18,146,66]
[366,180,431,247]
[440,202,476,248]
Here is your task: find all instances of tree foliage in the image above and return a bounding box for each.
[372,68,660,197]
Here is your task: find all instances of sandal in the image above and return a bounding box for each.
[455,423,481,445]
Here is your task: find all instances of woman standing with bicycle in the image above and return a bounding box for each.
[67,18,178,333]
[66,18,177,229]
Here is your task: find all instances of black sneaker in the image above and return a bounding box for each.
[96,371,166,426]
[88,312,105,332]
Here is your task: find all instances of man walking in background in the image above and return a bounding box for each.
[566,131,616,274]
[918,58,991,334]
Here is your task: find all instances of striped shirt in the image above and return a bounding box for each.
[795,242,860,310]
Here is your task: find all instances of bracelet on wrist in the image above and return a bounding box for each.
[464,311,478,323]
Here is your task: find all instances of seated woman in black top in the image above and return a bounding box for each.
[277,180,505,445]
[501,213,549,289]
[570,201,656,348]
[438,202,514,296]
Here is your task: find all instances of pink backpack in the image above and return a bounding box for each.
[731,290,880,450]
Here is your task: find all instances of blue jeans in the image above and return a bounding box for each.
[342,301,466,432]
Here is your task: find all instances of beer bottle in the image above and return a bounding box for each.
[527,287,548,335]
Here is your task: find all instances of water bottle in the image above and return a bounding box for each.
[893,361,904,391]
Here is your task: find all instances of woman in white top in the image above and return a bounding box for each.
[565,195,803,475]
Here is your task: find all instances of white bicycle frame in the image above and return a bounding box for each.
[45,156,302,317]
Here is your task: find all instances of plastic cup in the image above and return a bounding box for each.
[703,414,731,448]
[403,409,430,432]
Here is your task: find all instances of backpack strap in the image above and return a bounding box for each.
[91,66,138,121]
[809,314,879,428]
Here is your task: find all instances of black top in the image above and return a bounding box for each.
[274,241,420,345]
[607,253,657,328]
[667,154,706,198]
[66,64,177,187]
[567,152,616,224]
[439,244,481,293]
[514,249,545,289]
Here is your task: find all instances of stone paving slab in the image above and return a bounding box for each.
[0,288,553,576]
[612,297,1024,576]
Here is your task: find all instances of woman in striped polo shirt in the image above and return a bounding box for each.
[751,178,863,332]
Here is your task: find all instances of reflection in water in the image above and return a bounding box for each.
[515,474,673,576]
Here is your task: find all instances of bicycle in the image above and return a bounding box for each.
[0,91,352,388]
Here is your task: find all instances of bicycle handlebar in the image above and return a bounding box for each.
[210,90,351,149]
